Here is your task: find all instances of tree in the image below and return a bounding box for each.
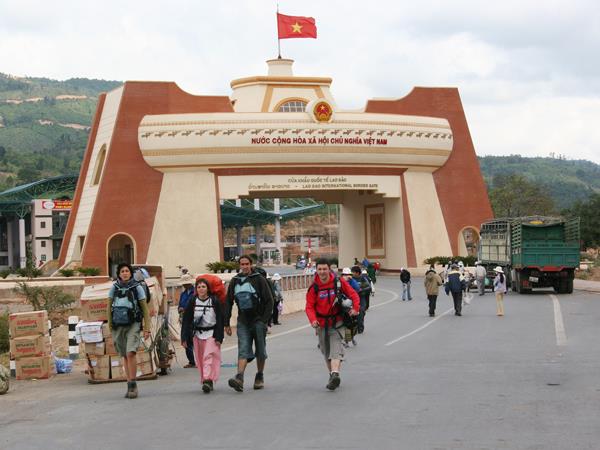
[563,193,600,248]
[488,174,556,217]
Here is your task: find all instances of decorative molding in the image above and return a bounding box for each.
[231,75,333,88]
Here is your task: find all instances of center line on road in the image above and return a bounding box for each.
[550,294,567,346]
[384,307,454,346]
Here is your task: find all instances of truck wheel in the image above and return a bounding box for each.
[566,279,573,294]
[515,272,522,294]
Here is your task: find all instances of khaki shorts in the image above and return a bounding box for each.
[112,322,141,357]
[317,322,345,361]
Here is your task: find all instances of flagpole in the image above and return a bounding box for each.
[277,4,282,59]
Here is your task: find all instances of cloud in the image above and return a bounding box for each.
[0,0,598,163]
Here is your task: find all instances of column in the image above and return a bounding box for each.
[274,199,282,263]
[19,218,26,268]
[236,225,243,257]
[7,219,13,267]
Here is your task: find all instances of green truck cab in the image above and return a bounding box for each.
[478,216,580,294]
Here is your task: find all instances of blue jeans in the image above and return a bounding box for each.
[236,320,268,362]
[402,281,412,300]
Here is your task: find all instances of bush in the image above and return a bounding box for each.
[15,282,76,322]
[0,313,8,353]
[78,267,101,276]
[59,268,75,277]
[15,266,42,278]
[0,270,11,279]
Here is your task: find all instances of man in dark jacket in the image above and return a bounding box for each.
[224,255,274,392]
[351,266,371,334]
[400,268,412,301]
[445,264,466,316]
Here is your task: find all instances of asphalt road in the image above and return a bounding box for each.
[2,277,599,450]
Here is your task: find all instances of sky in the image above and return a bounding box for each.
[1,0,599,163]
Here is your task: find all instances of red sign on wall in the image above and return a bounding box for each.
[42,200,72,211]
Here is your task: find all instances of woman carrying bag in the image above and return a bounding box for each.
[181,278,225,393]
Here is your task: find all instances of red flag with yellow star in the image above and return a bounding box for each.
[277,13,317,39]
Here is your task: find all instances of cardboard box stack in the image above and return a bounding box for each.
[9,310,54,380]
[78,278,162,382]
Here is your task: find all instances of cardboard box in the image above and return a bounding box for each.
[88,355,110,381]
[75,321,104,343]
[104,336,117,355]
[84,342,106,356]
[10,335,50,360]
[136,350,154,377]
[102,323,111,339]
[110,356,126,380]
[16,356,53,380]
[79,298,110,322]
[9,311,49,338]
[145,277,163,317]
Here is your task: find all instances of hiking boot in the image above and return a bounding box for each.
[184,363,196,368]
[326,372,341,391]
[202,380,213,394]
[228,374,244,392]
[351,338,358,346]
[127,381,138,399]
[253,372,264,390]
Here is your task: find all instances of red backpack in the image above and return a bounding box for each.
[196,274,227,304]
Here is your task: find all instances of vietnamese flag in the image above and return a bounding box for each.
[277,13,317,39]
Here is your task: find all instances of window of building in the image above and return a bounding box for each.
[278,100,307,112]
[40,221,46,229]
[41,241,46,248]
[91,144,107,186]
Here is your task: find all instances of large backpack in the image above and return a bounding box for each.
[233,276,260,315]
[196,274,227,304]
[133,268,152,304]
[309,276,356,329]
[111,283,143,327]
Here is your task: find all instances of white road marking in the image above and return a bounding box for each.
[550,294,567,346]
[222,287,400,353]
[384,307,455,346]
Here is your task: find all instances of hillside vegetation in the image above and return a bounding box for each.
[0,73,121,188]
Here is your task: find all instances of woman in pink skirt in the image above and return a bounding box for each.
[181,278,225,393]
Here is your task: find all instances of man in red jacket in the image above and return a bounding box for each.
[306,258,360,390]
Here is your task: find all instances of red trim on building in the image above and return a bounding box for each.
[59,94,107,266]
[400,174,417,267]
[366,88,493,255]
[61,82,233,274]
[210,167,407,176]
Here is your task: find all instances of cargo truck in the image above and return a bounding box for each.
[478,216,580,294]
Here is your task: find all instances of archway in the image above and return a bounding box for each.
[459,226,480,257]
[107,233,135,278]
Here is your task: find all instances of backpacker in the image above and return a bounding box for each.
[196,274,226,304]
[111,283,142,327]
[310,277,356,329]
[193,297,216,332]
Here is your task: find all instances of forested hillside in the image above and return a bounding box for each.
[478,155,600,210]
[0,73,121,189]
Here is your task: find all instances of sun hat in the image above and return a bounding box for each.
[342,267,352,275]
[494,266,504,273]
[179,273,195,285]
[272,273,282,281]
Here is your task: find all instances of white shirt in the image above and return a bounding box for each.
[193,297,217,340]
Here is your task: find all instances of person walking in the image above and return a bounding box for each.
[424,265,443,317]
[108,263,150,399]
[351,266,371,334]
[445,264,466,316]
[400,268,412,301]
[181,278,225,393]
[493,267,507,316]
[178,274,196,368]
[270,273,284,325]
[475,261,487,296]
[306,259,359,391]
[224,255,274,393]
[341,267,360,347]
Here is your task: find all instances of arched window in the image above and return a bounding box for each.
[91,144,107,186]
[278,100,307,112]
